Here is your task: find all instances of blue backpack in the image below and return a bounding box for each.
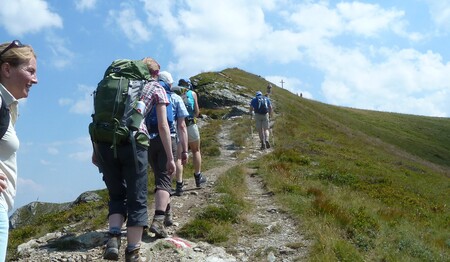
[145,86,175,135]
[172,85,197,126]
[183,89,195,118]
[255,95,269,114]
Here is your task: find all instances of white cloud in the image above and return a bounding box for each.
[69,151,92,162]
[69,137,94,162]
[69,92,93,115]
[40,159,52,166]
[58,98,72,107]
[288,2,343,38]
[260,1,447,117]
[142,0,274,76]
[47,147,59,155]
[318,44,450,117]
[75,0,97,12]
[257,30,305,64]
[44,34,75,69]
[17,177,44,192]
[337,2,405,37]
[115,1,449,117]
[0,0,62,36]
[59,85,94,115]
[426,0,450,32]
[108,4,151,44]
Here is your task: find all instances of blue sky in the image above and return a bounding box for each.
[1,0,449,213]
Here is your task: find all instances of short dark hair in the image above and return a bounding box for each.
[178,79,189,87]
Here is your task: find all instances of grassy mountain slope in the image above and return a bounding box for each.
[219,68,449,261]
[187,67,449,260]
[8,68,450,261]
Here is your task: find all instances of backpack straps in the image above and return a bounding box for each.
[0,94,10,140]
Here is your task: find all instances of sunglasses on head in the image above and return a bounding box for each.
[0,40,24,59]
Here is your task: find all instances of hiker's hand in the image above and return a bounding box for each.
[181,151,188,165]
[0,173,7,192]
[166,159,176,176]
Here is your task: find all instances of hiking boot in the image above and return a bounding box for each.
[265,140,271,149]
[194,173,207,188]
[125,247,140,262]
[164,211,174,227]
[260,142,266,150]
[103,233,121,260]
[174,181,184,196]
[149,217,168,238]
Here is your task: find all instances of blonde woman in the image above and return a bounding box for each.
[0,40,38,261]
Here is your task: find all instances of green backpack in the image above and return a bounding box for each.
[89,59,151,149]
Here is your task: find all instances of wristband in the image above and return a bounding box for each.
[182,151,188,154]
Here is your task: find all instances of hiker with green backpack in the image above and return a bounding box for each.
[90,57,175,262]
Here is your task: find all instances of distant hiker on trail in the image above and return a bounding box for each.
[90,57,175,261]
[171,78,206,196]
[266,83,272,96]
[249,91,273,150]
[146,71,189,238]
[0,40,38,262]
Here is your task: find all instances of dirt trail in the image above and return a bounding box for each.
[140,119,310,261]
[14,119,310,261]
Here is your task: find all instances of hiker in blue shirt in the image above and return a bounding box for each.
[249,91,273,150]
[146,71,189,238]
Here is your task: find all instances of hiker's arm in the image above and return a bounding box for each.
[177,117,189,165]
[156,103,176,174]
[249,105,254,119]
[268,100,273,118]
[192,91,200,118]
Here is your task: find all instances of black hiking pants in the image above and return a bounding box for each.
[96,142,148,227]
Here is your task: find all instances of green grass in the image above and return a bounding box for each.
[251,85,450,261]
[178,165,248,243]
[191,68,450,260]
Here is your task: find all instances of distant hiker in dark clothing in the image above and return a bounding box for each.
[250,91,273,150]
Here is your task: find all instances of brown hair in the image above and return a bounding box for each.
[0,41,36,67]
[141,57,160,76]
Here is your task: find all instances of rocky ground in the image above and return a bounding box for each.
[14,118,311,261]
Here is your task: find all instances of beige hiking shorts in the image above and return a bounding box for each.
[254,113,269,130]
